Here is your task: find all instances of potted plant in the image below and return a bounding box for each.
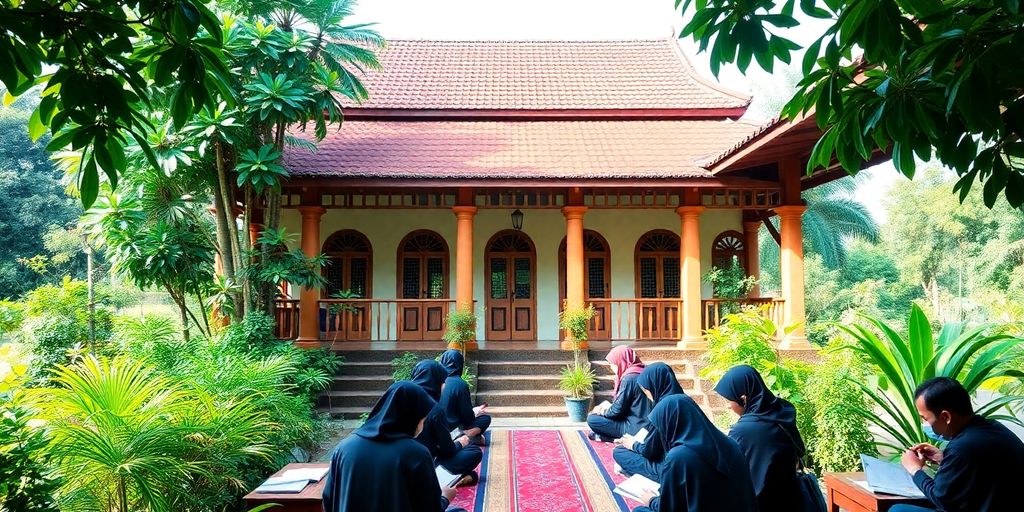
[443,307,477,354]
[559,303,597,420]
[560,363,597,422]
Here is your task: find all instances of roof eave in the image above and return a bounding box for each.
[341,107,749,121]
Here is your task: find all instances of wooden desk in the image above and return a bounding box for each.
[243,462,329,512]
[824,472,932,512]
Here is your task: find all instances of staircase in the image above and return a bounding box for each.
[319,347,718,420]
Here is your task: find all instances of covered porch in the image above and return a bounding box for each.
[271,183,808,350]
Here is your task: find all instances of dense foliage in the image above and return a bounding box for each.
[677,0,1024,208]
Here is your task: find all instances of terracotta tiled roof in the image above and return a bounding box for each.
[347,39,750,111]
[284,120,762,179]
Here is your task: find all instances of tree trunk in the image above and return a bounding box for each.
[241,185,254,316]
[214,140,244,320]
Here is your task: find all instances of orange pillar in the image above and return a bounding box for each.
[677,206,705,349]
[452,206,478,350]
[776,205,810,349]
[296,206,326,347]
[743,220,761,297]
[562,206,587,350]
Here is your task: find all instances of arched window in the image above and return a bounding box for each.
[322,230,372,298]
[397,230,449,299]
[634,230,681,299]
[712,230,746,271]
[559,230,611,301]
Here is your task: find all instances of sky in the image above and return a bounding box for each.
[346,0,904,223]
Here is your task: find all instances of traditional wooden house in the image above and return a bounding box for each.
[269,39,877,351]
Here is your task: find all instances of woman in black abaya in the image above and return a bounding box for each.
[438,349,490,445]
[715,365,805,512]
[613,362,683,481]
[322,381,465,512]
[412,359,483,479]
[631,394,758,512]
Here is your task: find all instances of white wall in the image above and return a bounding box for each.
[280,207,743,341]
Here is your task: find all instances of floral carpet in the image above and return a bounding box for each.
[451,429,637,512]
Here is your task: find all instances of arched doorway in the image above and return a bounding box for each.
[634,230,681,340]
[485,230,536,341]
[322,230,372,340]
[712,230,747,271]
[559,230,611,341]
[396,230,449,341]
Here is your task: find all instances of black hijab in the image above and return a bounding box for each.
[438,349,464,378]
[636,362,683,404]
[714,365,805,454]
[355,381,436,441]
[411,360,447,401]
[651,394,736,477]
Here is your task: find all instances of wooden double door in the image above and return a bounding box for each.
[635,230,682,340]
[397,231,449,341]
[486,231,536,341]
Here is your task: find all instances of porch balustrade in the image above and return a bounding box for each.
[701,298,785,334]
[587,298,684,341]
[274,299,462,342]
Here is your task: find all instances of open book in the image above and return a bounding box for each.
[860,454,926,498]
[253,467,328,494]
[435,465,463,488]
[613,474,660,502]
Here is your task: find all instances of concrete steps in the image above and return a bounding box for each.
[316,347,717,420]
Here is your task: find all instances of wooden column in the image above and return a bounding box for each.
[452,205,478,350]
[296,206,326,347]
[677,206,705,348]
[561,206,588,350]
[743,219,762,297]
[776,205,811,349]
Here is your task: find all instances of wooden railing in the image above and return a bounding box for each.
[274,299,300,340]
[587,299,684,341]
[318,299,459,342]
[701,298,785,334]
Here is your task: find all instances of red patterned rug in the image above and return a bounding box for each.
[461,429,626,512]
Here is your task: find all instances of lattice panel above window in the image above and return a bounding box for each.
[324,231,371,253]
[639,231,680,252]
[489,233,532,253]
[713,232,744,252]
[583,232,608,252]
[402,232,446,253]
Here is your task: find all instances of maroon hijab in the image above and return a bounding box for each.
[606,346,645,396]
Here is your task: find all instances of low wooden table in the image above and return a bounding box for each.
[824,472,932,512]
[243,462,329,512]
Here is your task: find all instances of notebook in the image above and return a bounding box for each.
[450,428,462,440]
[613,474,660,502]
[435,465,463,488]
[253,467,329,494]
[860,454,926,498]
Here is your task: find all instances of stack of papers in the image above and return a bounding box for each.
[613,474,660,502]
[253,467,329,494]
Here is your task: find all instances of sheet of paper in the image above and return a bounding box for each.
[598,400,612,409]
[281,467,328,482]
[633,427,649,444]
[854,480,873,492]
[254,476,310,494]
[435,465,462,488]
[860,454,926,498]
[450,428,461,440]
[473,405,486,416]
[613,473,660,502]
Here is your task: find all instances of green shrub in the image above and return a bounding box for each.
[442,307,477,351]
[392,351,420,382]
[839,304,1024,451]
[806,345,876,473]
[559,363,597,399]
[0,299,24,336]
[0,344,60,512]
[21,278,116,377]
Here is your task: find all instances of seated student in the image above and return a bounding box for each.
[587,346,650,442]
[715,365,805,512]
[893,377,1024,512]
[438,349,490,446]
[411,360,483,483]
[322,381,467,512]
[632,394,758,512]
[613,362,684,481]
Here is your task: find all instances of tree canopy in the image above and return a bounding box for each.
[677,0,1024,208]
